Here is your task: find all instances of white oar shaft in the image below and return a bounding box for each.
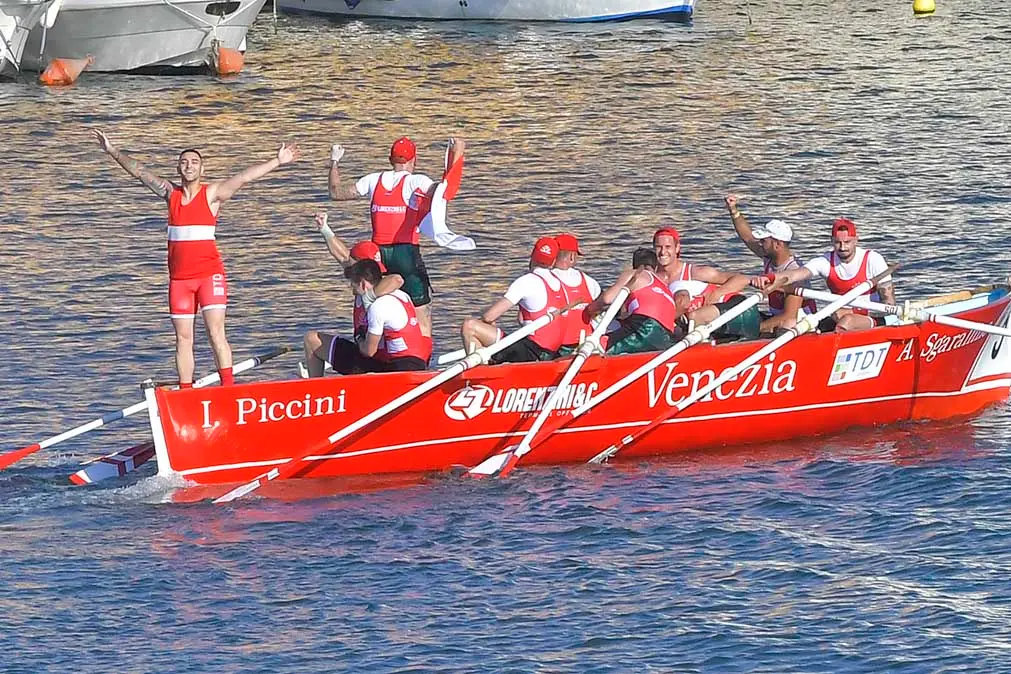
[214,307,575,503]
[591,271,891,463]
[796,288,1011,338]
[0,346,291,471]
[515,288,630,457]
[466,294,762,478]
[571,295,761,419]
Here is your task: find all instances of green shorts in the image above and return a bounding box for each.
[713,295,761,340]
[379,243,431,307]
[605,315,678,356]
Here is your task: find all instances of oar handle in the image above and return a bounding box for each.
[507,288,631,464]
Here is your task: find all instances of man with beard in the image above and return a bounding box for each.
[762,218,894,331]
[92,129,300,387]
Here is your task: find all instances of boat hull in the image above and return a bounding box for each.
[277,0,696,22]
[20,0,266,72]
[148,291,1011,488]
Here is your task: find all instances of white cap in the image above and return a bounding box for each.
[752,219,793,243]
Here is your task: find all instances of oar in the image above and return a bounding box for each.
[468,287,631,479]
[466,293,762,477]
[436,348,467,366]
[0,346,292,471]
[213,303,579,503]
[588,266,897,464]
[795,288,1011,339]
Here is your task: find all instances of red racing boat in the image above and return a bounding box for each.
[140,286,1011,490]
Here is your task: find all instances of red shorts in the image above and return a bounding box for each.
[169,273,228,319]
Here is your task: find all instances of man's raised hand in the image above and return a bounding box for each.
[91,129,114,154]
[330,144,346,164]
[277,143,301,165]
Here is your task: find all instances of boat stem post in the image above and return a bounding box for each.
[142,379,174,477]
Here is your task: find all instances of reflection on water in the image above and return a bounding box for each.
[1,0,1010,670]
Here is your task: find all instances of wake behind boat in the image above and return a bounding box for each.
[277,0,697,23]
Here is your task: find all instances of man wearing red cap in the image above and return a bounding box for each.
[301,211,405,378]
[327,136,466,340]
[652,226,757,339]
[460,237,570,363]
[726,195,817,333]
[763,218,894,331]
[324,259,431,374]
[552,233,601,354]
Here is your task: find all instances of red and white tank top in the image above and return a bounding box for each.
[167,186,223,280]
[370,172,421,245]
[673,263,725,313]
[518,271,569,352]
[376,294,431,363]
[826,250,878,315]
[625,271,678,331]
[764,258,817,316]
[555,269,594,347]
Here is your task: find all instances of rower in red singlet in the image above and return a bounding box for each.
[725,195,817,334]
[460,237,570,364]
[582,248,682,355]
[301,212,409,378]
[762,218,895,332]
[327,136,467,341]
[92,129,300,387]
[652,227,758,340]
[331,259,431,374]
[551,233,602,354]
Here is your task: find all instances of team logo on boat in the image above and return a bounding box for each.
[828,342,890,386]
[444,385,495,421]
[444,383,600,420]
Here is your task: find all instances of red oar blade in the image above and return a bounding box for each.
[0,444,42,471]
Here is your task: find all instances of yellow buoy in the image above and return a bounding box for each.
[913,0,935,15]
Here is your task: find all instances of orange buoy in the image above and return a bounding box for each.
[39,55,93,86]
[211,43,243,76]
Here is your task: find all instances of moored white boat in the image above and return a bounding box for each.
[0,0,57,75]
[277,0,696,23]
[18,0,266,73]
[141,286,1011,495]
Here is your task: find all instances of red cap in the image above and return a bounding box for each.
[555,233,582,254]
[653,227,681,243]
[832,218,857,237]
[530,237,559,267]
[350,240,387,272]
[389,137,416,164]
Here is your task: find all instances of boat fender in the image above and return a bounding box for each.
[39,55,92,86]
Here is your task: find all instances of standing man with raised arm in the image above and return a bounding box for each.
[326,136,466,340]
[92,129,300,387]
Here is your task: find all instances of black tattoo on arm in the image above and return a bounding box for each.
[110,149,173,200]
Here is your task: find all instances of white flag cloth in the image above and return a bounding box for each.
[417,144,475,251]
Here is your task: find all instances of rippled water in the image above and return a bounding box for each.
[2,1,1011,671]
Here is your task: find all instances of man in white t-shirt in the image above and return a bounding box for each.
[326,136,465,339]
[763,218,895,331]
[551,232,602,353]
[325,259,431,374]
[460,237,570,364]
[725,195,817,334]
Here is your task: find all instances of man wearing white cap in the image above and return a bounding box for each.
[726,195,816,333]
